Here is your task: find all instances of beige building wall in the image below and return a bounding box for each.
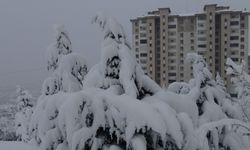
[131,4,249,87]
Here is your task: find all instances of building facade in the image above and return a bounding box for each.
[131,4,249,87]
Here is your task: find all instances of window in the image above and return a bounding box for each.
[241,30,245,35]
[230,43,239,48]
[197,15,206,20]
[198,23,204,27]
[140,53,147,57]
[231,51,236,55]
[230,36,239,40]
[140,33,146,37]
[168,25,176,29]
[169,39,175,43]
[231,29,238,34]
[169,80,176,83]
[241,16,245,21]
[198,30,205,34]
[191,46,194,50]
[241,45,245,49]
[169,59,175,63]
[141,19,147,24]
[230,21,239,26]
[140,26,146,30]
[241,37,244,42]
[168,52,175,56]
[168,17,174,22]
[169,45,176,49]
[140,59,147,64]
[168,73,176,76]
[169,31,176,36]
[198,37,206,41]
[231,58,239,62]
[231,14,239,19]
[191,39,194,44]
[135,22,138,26]
[240,52,244,56]
[140,39,147,44]
[168,66,175,70]
[190,32,194,37]
[198,44,206,48]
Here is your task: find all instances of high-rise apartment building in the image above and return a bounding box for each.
[131,4,249,87]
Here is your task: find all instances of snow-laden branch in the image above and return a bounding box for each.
[196,118,250,148]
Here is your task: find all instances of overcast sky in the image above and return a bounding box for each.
[0,0,250,93]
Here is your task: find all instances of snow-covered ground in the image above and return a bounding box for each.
[0,141,39,150]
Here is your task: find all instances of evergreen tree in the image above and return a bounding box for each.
[29,14,250,150]
[15,86,33,142]
[215,72,226,91]
[46,25,72,71]
[226,58,250,122]
[42,26,88,95]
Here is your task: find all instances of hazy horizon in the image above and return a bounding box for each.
[1,0,250,94]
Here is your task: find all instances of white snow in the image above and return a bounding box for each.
[23,13,250,150]
[0,141,40,150]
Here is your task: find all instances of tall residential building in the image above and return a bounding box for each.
[131,4,249,87]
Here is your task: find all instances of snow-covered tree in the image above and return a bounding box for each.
[46,25,72,71]
[226,58,250,122]
[167,82,191,94]
[0,104,18,141]
[42,26,88,95]
[15,86,33,142]
[215,72,226,91]
[180,53,247,150]
[29,14,182,150]
[29,14,250,150]
[84,13,161,99]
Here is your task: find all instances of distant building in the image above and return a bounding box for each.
[131,4,250,86]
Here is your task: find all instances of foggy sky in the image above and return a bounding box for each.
[0,0,250,93]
